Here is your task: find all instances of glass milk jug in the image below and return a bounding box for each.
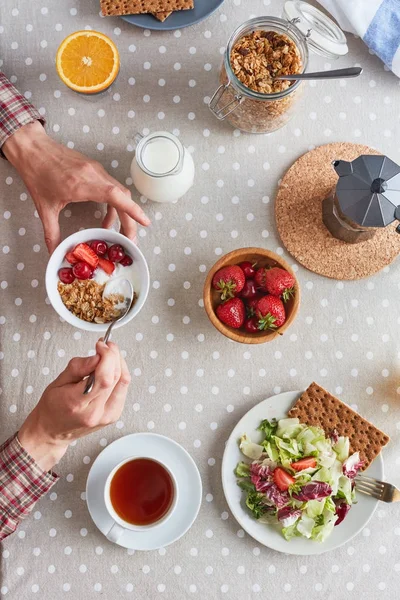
[130,131,195,203]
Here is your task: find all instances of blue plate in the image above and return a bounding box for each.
[121,0,225,31]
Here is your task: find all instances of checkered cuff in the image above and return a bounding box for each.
[0,71,45,158]
[0,433,58,540]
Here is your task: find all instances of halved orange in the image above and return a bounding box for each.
[56,30,120,94]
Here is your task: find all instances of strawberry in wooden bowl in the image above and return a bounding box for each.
[203,248,300,344]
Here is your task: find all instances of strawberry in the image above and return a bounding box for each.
[65,251,78,265]
[290,457,317,472]
[273,467,295,491]
[261,267,295,302]
[98,257,115,275]
[216,298,245,329]
[72,243,99,269]
[212,265,245,301]
[255,295,286,329]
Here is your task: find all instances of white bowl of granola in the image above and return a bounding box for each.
[46,228,150,332]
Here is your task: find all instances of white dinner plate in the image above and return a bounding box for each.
[222,391,383,556]
[86,433,202,550]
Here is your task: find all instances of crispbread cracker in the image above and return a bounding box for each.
[100,0,193,17]
[153,11,173,21]
[288,382,389,470]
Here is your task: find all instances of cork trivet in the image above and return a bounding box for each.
[100,0,193,17]
[288,382,390,471]
[275,142,400,279]
[153,11,173,21]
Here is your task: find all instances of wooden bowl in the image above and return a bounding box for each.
[203,248,300,344]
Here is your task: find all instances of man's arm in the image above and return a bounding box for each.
[0,434,58,540]
[0,71,45,155]
[0,341,129,541]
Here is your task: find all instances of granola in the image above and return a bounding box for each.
[230,30,302,94]
[215,29,304,134]
[58,279,127,324]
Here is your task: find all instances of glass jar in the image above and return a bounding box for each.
[209,1,348,134]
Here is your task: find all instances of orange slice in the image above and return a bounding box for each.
[56,30,120,94]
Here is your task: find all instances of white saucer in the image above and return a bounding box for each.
[86,433,202,550]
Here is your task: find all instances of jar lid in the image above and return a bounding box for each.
[284,1,348,59]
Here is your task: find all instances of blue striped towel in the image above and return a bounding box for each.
[318,0,400,76]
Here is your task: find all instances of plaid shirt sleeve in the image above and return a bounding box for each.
[0,71,45,157]
[0,433,58,540]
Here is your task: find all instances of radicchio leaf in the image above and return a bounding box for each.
[250,462,274,493]
[264,483,289,508]
[292,481,332,502]
[342,452,364,479]
[277,506,302,527]
[330,429,339,444]
[334,502,351,526]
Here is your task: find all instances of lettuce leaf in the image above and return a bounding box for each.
[276,418,302,439]
[333,436,350,462]
[306,499,325,518]
[338,475,352,504]
[237,480,256,493]
[296,514,315,538]
[263,440,279,462]
[258,418,278,441]
[234,462,251,478]
[246,492,267,519]
[282,522,299,540]
[239,434,264,460]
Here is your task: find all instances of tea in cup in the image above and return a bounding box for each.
[104,456,178,543]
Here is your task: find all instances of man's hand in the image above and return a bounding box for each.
[18,341,131,471]
[3,121,151,253]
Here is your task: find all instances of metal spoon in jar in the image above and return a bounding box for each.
[83,279,134,395]
[273,66,362,81]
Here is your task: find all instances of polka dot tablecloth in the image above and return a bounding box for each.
[1,0,400,598]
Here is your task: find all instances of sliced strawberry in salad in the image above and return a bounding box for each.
[273,467,295,491]
[290,457,317,471]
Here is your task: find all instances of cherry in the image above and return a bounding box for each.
[72,261,93,280]
[58,267,75,284]
[108,244,125,263]
[238,261,256,279]
[240,279,258,299]
[244,316,260,334]
[90,240,108,256]
[120,254,133,267]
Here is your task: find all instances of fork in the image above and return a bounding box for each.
[355,474,400,502]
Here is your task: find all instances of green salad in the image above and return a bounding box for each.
[235,417,363,542]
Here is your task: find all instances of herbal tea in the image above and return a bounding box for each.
[110,458,174,526]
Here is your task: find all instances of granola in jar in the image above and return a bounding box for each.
[210,18,308,134]
[230,30,302,94]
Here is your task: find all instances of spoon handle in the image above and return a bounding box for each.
[83,322,115,395]
[275,66,362,81]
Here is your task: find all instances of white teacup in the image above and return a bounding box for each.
[104,456,179,543]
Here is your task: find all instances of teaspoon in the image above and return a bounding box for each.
[83,279,134,395]
[274,66,362,81]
